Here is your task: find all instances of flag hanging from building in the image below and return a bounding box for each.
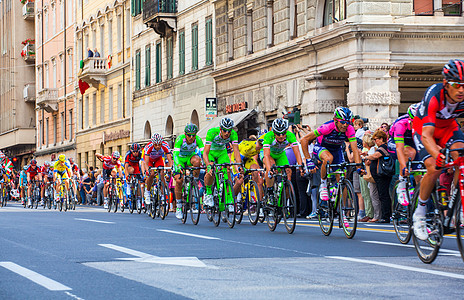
[2,157,13,175]
[78,79,90,95]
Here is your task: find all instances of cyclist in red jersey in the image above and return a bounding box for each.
[96,151,123,208]
[125,143,144,197]
[26,159,43,206]
[143,133,173,204]
[412,59,464,240]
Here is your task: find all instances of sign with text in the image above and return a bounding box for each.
[226,102,248,114]
[104,130,130,143]
[205,97,217,119]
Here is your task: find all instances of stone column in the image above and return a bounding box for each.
[345,64,403,130]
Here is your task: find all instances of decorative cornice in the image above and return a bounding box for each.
[76,118,130,136]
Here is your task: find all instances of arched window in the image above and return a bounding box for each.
[190,110,199,128]
[323,0,346,26]
[144,121,151,139]
[165,116,174,136]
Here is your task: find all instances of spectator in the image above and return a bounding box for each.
[81,168,92,205]
[460,121,464,133]
[292,124,312,217]
[95,169,104,206]
[359,133,375,222]
[87,47,94,58]
[364,130,392,223]
[94,48,101,57]
[346,141,365,220]
[379,123,390,137]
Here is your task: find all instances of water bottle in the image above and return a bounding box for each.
[437,185,448,207]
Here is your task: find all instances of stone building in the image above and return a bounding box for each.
[0,0,36,167]
[35,0,77,165]
[132,0,216,145]
[75,0,131,169]
[212,0,464,130]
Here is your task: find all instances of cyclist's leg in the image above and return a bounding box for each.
[204,151,221,204]
[174,157,187,206]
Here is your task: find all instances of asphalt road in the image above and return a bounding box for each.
[1,202,464,299]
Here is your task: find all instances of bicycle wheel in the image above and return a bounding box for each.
[455,194,464,262]
[112,186,118,213]
[129,194,134,214]
[189,180,201,225]
[58,197,63,211]
[159,180,169,220]
[63,193,68,212]
[282,180,297,234]
[266,205,278,232]
[412,187,444,264]
[222,179,236,228]
[318,190,334,236]
[69,187,76,210]
[392,180,412,244]
[339,180,358,239]
[246,181,260,225]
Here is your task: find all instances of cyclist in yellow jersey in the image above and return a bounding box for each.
[53,154,72,204]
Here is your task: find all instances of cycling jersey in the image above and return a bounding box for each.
[100,156,122,171]
[69,163,79,173]
[124,150,142,174]
[173,134,204,159]
[205,127,238,151]
[41,167,53,178]
[143,141,171,161]
[387,114,416,155]
[27,165,42,178]
[239,140,260,159]
[262,131,298,155]
[53,160,71,174]
[314,120,356,149]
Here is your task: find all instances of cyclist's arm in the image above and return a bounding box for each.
[395,142,407,174]
[203,144,211,165]
[291,144,303,165]
[300,131,317,159]
[26,172,30,183]
[166,153,173,168]
[95,153,103,161]
[421,125,441,160]
[345,142,354,163]
[350,140,363,164]
[232,143,242,165]
[263,147,272,171]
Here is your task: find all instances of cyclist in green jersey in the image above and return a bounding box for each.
[173,124,204,219]
[203,117,242,207]
[263,118,304,197]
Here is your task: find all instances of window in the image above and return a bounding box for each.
[38,68,42,91]
[205,18,213,65]
[108,20,113,54]
[45,64,49,88]
[126,9,131,46]
[117,15,122,51]
[46,118,49,146]
[323,0,346,26]
[44,11,48,40]
[69,109,73,140]
[179,31,185,75]
[100,88,105,123]
[131,0,142,16]
[118,84,123,119]
[53,115,57,145]
[145,45,151,87]
[92,28,97,49]
[68,0,73,24]
[39,120,43,146]
[443,0,462,16]
[100,25,105,57]
[167,37,173,79]
[52,5,56,34]
[68,53,73,82]
[85,95,89,128]
[156,42,162,83]
[135,51,141,90]
[60,56,64,86]
[92,93,97,125]
[109,86,113,121]
[61,112,64,142]
[79,98,83,129]
[60,1,64,29]
[191,24,198,70]
[126,80,131,117]
[52,60,57,88]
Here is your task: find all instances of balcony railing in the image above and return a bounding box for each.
[21,43,35,63]
[143,0,177,37]
[78,57,107,88]
[22,1,34,20]
[23,83,35,102]
[37,88,59,113]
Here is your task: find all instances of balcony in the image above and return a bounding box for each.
[37,88,59,113]
[78,57,107,88]
[22,0,34,20]
[21,43,35,63]
[143,0,177,37]
[23,83,35,102]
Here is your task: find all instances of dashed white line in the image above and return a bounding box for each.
[0,261,72,291]
[75,218,115,224]
[157,229,221,240]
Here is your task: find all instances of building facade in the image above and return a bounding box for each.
[0,0,36,167]
[132,0,216,146]
[35,0,77,164]
[211,0,464,130]
[75,0,131,169]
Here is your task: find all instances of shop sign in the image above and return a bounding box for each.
[226,102,248,114]
[104,129,130,143]
[205,97,217,119]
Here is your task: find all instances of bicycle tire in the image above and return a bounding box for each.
[317,190,334,236]
[159,180,169,220]
[69,187,76,210]
[222,179,236,228]
[339,179,358,239]
[454,194,464,262]
[63,193,68,212]
[266,205,278,231]
[189,180,201,225]
[58,197,63,211]
[246,181,260,225]
[112,193,118,213]
[392,180,412,244]
[128,194,134,214]
[211,182,220,226]
[412,185,443,264]
[282,180,297,234]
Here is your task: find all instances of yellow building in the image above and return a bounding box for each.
[75,0,131,169]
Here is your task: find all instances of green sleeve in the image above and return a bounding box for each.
[196,135,205,149]
[286,131,297,144]
[263,131,274,147]
[173,135,184,164]
[230,130,238,143]
[206,127,219,143]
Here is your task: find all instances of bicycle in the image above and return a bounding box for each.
[262,165,300,234]
[107,176,122,213]
[391,159,426,244]
[44,182,54,210]
[57,178,71,212]
[1,181,10,207]
[179,166,204,225]
[29,180,41,209]
[126,174,142,214]
[68,177,78,210]
[236,168,263,225]
[205,163,240,228]
[147,167,170,220]
[317,162,362,239]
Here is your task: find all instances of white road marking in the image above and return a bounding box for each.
[327,256,464,280]
[363,240,461,256]
[0,261,72,291]
[157,229,220,240]
[99,244,213,268]
[75,218,115,224]
[65,291,85,300]
[363,224,393,228]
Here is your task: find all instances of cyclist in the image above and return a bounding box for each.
[203,117,242,207]
[412,59,464,240]
[387,103,420,205]
[41,161,54,205]
[96,151,123,208]
[143,133,173,205]
[53,155,73,205]
[26,159,43,206]
[262,118,303,200]
[301,107,363,201]
[173,124,204,219]
[19,166,28,205]
[124,143,144,204]
[68,157,80,195]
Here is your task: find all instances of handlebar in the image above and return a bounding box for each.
[148,166,172,171]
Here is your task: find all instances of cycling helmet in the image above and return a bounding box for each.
[58,154,66,162]
[443,59,464,82]
[334,107,354,122]
[112,151,120,159]
[272,118,289,134]
[130,143,141,152]
[30,159,37,165]
[44,161,50,167]
[184,123,199,135]
[23,165,28,171]
[68,157,74,163]
[219,117,234,130]
[259,128,268,136]
[407,103,420,119]
[151,133,163,144]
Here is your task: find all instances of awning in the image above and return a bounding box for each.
[198,109,257,139]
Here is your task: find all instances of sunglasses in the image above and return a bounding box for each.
[186,133,195,137]
[336,119,351,125]
[448,81,464,89]
[275,132,286,136]
[221,128,232,133]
